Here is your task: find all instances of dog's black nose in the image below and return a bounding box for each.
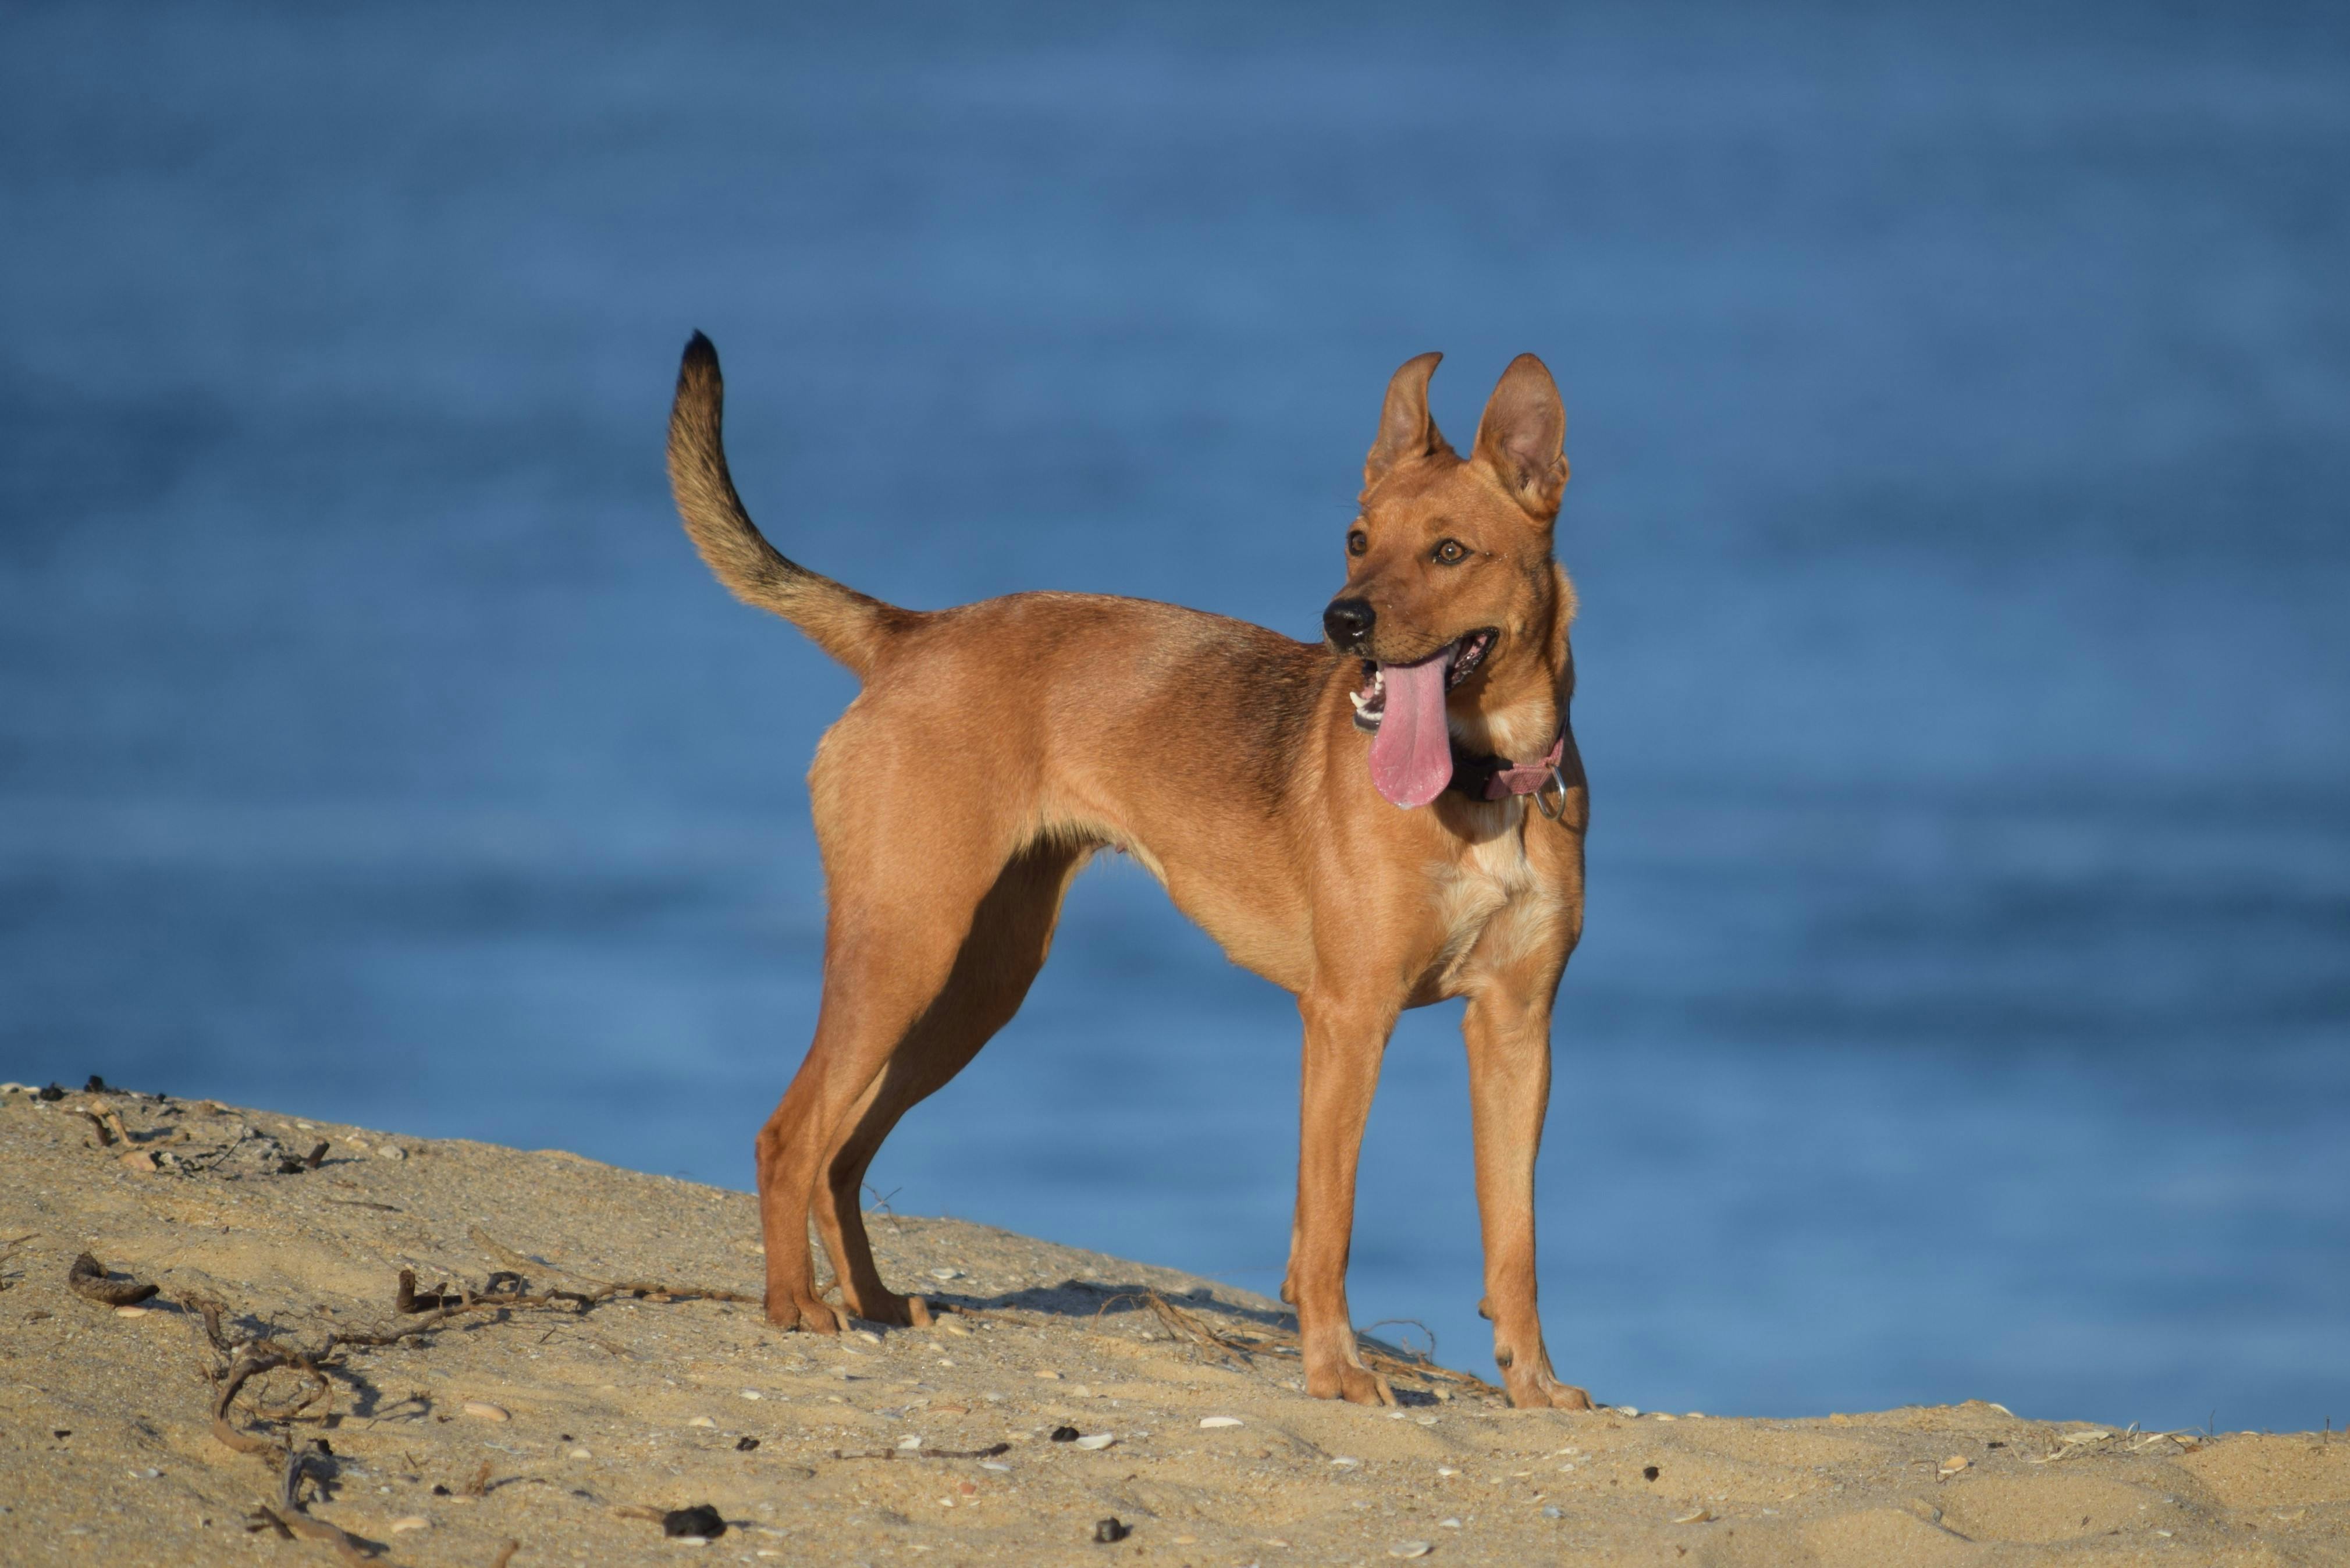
[1323,598,1375,650]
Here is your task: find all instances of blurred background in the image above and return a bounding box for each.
[3,1,2345,1432]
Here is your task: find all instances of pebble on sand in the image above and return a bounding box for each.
[1074,1433,1116,1450]
[687,1416,717,1428]
[461,1402,509,1422]
[1391,1542,1433,1559]
[389,1517,431,1533]
[1199,1416,1243,1428]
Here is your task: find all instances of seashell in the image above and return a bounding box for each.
[1074,1433,1115,1450]
[1200,1416,1243,1428]
[1670,1508,1712,1524]
[1390,1541,1432,1558]
[461,1402,509,1422]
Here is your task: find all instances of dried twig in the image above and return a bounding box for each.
[212,1349,298,1455]
[831,1441,1012,1461]
[394,1270,453,1314]
[467,1226,759,1306]
[0,1233,31,1292]
[67,1250,159,1306]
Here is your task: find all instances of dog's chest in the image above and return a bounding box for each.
[1425,809,1560,983]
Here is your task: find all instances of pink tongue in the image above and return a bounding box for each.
[1368,653,1453,808]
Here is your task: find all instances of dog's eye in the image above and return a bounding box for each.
[1347,529,1368,557]
[1432,539,1468,566]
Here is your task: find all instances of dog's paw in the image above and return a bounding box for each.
[840,1289,933,1329]
[1309,1361,1398,1407]
[764,1289,845,1334]
[1505,1366,1594,1411]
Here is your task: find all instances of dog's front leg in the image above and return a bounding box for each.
[1462,978,1592,1410]
[1288,990,1399,1406]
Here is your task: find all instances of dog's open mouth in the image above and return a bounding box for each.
[1348,628,1495,734]
[1347,629,1496,809]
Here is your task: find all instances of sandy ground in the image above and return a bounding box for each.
[2,1084,2343,1567]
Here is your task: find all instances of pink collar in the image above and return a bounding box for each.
[1447,730,1569,811]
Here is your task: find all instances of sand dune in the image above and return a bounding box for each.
[2,1082,2341,1566]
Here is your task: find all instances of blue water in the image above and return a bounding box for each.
[4,2,2347,1432]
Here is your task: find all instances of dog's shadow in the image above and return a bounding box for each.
[911,1277,1449,1405]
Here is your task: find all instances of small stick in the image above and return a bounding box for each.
[212,1349,295,1455]
[467,1226,760,1306]
[394,1271,453,1314]
[831,1441,1012,1462]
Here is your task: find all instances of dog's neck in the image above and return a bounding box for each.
[1446,561,1576,767]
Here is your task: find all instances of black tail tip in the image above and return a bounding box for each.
[681,330,719,374]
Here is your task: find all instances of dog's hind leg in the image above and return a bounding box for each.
[810,838,1087,1325]
[752,814,1033,1331]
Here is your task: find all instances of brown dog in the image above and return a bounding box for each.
[666,335,1590,1408]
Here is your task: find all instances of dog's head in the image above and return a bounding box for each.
[1324,353,1570,807]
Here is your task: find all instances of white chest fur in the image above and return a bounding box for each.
[1425,800,1567,990]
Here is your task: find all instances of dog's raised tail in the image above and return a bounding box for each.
[666,332,907,678]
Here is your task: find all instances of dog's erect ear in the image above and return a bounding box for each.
[1471,354,1569,521]
[1363,351,1451,493]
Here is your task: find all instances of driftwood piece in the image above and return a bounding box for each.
[67,1251,159,1306]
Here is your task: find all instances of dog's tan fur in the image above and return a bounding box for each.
[666,336,1591,1407]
